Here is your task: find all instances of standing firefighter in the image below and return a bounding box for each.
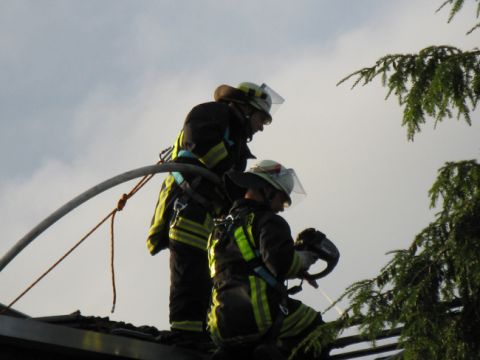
[207,160,328,359]
[147,83,284,343]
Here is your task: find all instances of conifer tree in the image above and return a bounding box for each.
[338,0,479,141]
[293,2,480,359]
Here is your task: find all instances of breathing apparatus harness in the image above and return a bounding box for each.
[211,207,290,346]
[211,208,340,346]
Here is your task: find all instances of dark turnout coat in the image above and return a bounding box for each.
[207,199,321,348]
[147,101,254,331]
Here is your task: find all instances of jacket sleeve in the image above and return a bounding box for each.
[255,213,303,280]
[182,102,235,174]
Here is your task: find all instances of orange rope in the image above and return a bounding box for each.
[2,210,115,315]
[110,210,117,313]
[1,160,163,316]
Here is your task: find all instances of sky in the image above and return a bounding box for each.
[1,0,479,347]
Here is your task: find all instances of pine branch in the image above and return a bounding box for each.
[338,47,480,140]
[436,0,480,34]
[428,160,480,214]
[294,161,480,359]
[467,21,480,33]
[436,0,467,23]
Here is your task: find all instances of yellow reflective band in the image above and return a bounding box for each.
[288,306,317,336]
[198,141,228,169]
[208,235,219,277]
[286,251,302,278]
[207,288,222,343]
[169,228,208,250]
[171,320,203,332]
[280,304,317,338]
[249,276,272,333]
[171,131,184,160]
[147,174,176,253]
[245,214,256,249]
[208,278,268,346]
[148,175,176,235]
[174,216,212,239]
[281,303,307,331]
[147,240,156,254]
[258,278,272,330]
[234,227,256,261]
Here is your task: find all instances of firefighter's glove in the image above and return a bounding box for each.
[296,228,317,244]
[295,228,327,249]
[297,250,318,271]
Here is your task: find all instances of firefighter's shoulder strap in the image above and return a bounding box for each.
[230,210,287,296]
[218,208,289,342]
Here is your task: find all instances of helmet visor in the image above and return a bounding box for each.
[281,168,306,208]
[260,83,285,116]
[251,83,285,125]
[250,164,306,207]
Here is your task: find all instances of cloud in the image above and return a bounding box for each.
[1,0,479,328]
[0,68,230,327]
[249,0,480,315]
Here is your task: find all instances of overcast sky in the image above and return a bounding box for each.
[1,0,479,340]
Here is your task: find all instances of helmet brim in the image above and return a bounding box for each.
[214,85,272,120]
[224,170,272,202]
[214,85,248,103]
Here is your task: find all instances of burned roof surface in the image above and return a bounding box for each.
[0,305,209,360]
[0,304,403,360]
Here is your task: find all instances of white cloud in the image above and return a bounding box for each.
[1,0,479,329]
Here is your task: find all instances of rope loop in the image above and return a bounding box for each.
[116,193,129,211]
[2,161,165,315]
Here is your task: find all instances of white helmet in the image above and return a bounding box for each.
[225,160,306,207]
[214,82,285,122]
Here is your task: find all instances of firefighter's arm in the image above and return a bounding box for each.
[183,103,232,171]
[257,214,304,280]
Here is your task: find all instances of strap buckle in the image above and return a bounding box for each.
[279,303,289,316]
[173,198,188,213]
[171,198,188,228]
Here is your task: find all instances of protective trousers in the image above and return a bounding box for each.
[169,200,213,332]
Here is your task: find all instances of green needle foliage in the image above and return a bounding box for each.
[293,161,480,360]
[337,0,480,141]
[338,47,480,141]
[293,2,480,359]
[437,0,480,34]
[343,160,480,359]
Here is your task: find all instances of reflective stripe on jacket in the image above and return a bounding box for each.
[147,102,254,255]
[207,199,314,345]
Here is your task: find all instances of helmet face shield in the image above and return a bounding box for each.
[283,168,306,208]
[249,160,306,208]
[259,83,284,117]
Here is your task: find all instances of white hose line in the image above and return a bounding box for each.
[0,163,220,272]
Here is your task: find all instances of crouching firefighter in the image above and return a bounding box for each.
[146,83,284,345]
[207,160,331,359]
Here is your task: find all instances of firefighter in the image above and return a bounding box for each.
[207,160,325,359]
[147,83,284,344]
